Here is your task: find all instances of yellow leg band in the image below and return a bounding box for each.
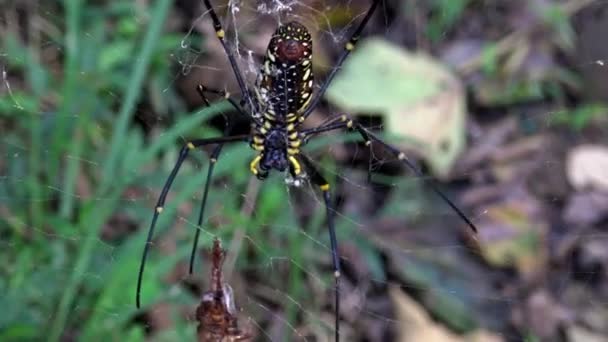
[288,156,301,175]
[320,184,330,191]
[250,155,262,175]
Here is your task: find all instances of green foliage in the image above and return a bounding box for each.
[537,3,576,50]
[481,43,499,77]
[0,0,226,340]
[426,0,471,42]
[551,103,608,131]
[0,1,343,339]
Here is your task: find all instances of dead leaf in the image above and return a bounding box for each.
[566,145,608,192]
[326,38,467,178]
[476,195,547,278]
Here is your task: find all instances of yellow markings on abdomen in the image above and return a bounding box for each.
[299,93,313,112]
[264,113,276,121]
[286,113,300,123]
[302,68,311,81]
[253,135,264,144]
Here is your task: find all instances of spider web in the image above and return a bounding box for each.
[1,0,607,341]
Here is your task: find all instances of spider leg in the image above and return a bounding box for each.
[298,0,381,123]
[301,118,479,234]
[196,84,218,107]
[203,0,256,112]
[196,84,262,126]
[188,88,246,274]
[136,135,249,309]
[299,154,341,342]
[189,141,224,274]
[360,127,479,233]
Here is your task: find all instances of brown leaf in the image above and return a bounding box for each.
[475,193,548,278]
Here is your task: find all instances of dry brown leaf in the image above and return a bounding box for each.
[475,198,548,278]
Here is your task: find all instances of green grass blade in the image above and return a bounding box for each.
[59,22,103,218]
[49,0,82,183]
[58,118,87,218]
[48,0,174,340]
[130,102,231,171]
[47,190,123,342]
[99,0,174,193]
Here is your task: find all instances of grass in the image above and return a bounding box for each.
[0,1,236,340]
[0,1,352,339]
[49,0,173,339]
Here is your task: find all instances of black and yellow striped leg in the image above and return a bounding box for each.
[136,134,249,309]
[299,155,341,342]
[202,0,255,111]
[301,120,479,234]
[298,0,381,123]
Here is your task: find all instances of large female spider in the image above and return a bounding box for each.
[136,1,477,340]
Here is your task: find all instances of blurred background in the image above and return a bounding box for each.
[1,0,608,341]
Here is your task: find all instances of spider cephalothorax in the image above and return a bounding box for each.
[250,21,314,179]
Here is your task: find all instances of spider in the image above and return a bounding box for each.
[136,0,478,340]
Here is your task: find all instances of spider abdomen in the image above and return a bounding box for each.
[256,21,314,119]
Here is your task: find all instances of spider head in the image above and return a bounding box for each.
[269,21,312,63]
